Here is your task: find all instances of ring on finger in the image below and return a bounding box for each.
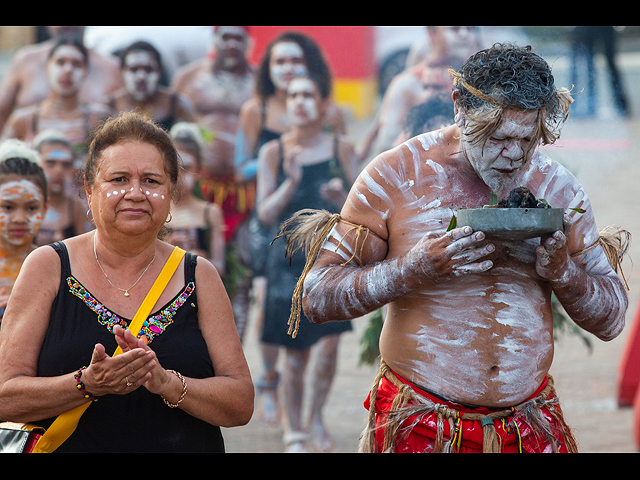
[126,376,134,387]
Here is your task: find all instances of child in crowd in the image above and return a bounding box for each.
[168,122,226,275]
[0,140,48,322]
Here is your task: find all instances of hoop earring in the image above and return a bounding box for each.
[87,209,94,222]
[166,212,172,223]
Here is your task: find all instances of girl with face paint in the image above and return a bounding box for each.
[1,38,111,158]
[255,73,359,452]
[108,41,196,132]
[0,141,48,323]
[235,32,346,180]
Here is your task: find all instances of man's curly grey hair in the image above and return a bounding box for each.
[451,43,574,158]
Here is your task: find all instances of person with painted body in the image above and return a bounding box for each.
[240,33,346,430]
[108,41,196,132]
[257,74,358,452]
[0,112,253,452]
[172,27,256,346]
[0,140,48,323]
[33,130,88,246]
[235,32,346,181]
[1,37,111,156]
[0,26,122,135]
[356,26,477,165]
[172,26,255,183]
[296,44,628,453]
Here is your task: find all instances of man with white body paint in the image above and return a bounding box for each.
[296,44,628,452]
[172,27,256,343]
[172,26,255,179]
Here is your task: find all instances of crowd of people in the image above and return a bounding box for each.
[0,25,631,453]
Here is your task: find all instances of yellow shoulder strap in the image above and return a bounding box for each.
[33,247,186,453]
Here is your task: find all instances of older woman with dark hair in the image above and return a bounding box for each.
[0,112,253,453]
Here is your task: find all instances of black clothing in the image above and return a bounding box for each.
[261,137,352,350]
[35,242,224,453]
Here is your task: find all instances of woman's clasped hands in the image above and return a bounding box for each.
[81,325,167,398]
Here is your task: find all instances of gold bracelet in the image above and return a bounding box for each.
[161,370,187,408]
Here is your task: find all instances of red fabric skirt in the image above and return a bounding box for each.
[364,369,571,453]
[196,176,256,243]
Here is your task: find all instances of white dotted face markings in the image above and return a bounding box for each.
[105,187,165,200]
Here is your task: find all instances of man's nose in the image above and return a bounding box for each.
[502,140,525,161]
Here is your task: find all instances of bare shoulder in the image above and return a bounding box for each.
[239,95,262,118]
[259,136,281,161]
[194,254,224,291]
[193,254,233,330]
[171,58,208,88]
[528,151,583,207]
[5,245,61,319]
[19,244,61,277]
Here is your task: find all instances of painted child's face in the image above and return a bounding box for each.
[0,179,47,247]
[176,146,198,193]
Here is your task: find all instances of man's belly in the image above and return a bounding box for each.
[379,272,555,408]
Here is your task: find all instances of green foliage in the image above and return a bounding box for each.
[221,243,251,299]
[358,309,383,366]
[446,214,457,232]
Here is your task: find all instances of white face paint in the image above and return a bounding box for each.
[0,180,46,247]
[47,45,87,96]
[286,77,320,126]
[462,109,538,196]
[269,41,307,91]
[214,26,249,68]
[123,51,161,102]
[41,144,75,195]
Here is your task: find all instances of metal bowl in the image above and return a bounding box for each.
[456,207,565,241]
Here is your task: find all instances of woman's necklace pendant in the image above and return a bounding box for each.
[124,291,130,297]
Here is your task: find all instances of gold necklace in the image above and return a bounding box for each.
[93,234,156,297]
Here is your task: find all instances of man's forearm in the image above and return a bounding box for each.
[302,256,414,323]
[551,260,627,341]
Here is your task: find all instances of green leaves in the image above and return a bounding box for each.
[446,214,457,232]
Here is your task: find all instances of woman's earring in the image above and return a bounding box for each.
[166,212,172,223]
[86,209,94,222]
